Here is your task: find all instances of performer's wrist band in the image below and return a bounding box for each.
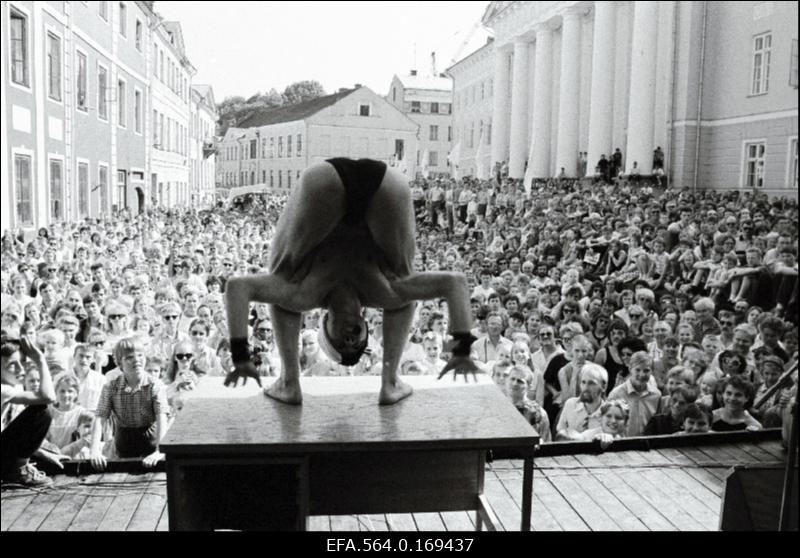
[450,332,477,357]
[230,337,250,365]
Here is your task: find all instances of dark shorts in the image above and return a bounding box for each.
[326,158,387,226]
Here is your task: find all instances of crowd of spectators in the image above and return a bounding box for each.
[1,172,797,487]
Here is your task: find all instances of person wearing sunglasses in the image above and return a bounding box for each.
[103,301,133,350]
[186,318,221,376]
[224,159,480,406]
[150,302,187,363]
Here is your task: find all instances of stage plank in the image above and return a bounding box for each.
[578,472,649,531]
[682,467,725,497]
[755,440,786,460]
[664,468,722,512]
[532,476,590,531]
[156,506,169,531]
[307,515,331,531]
[7,475,70,532]
[547,472,621,531]
[360,514,390,531]
[653,448,695,466]
[96,473,150,531]
[616,469,705,530]
[736,442,782,463]
[413,512,447,531]
[126,473,167,531]
[483,473,521,531]
[67,473,119,531]
[500,474,560,532]
[330,514,360,531]
[36,476,94,531]
[385,513,417,532]
[591,470,673,531]
[1,491,36,531]
[439,511,475,532]
[572,452,605,468]
[696,443,749,465]
[641,469,718,530]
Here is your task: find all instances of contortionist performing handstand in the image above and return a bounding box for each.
[224,157,480,404]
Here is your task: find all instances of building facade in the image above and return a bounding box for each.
[387,71,453,177]
[217,86,419,191]
[189,84,217,206]
[1,1,214,234]
[446,39,495,178]
[457,1,797,196]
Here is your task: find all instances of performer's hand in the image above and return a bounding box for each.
[224,361,262,388]
[438,355,482,382]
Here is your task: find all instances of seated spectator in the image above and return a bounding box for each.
[90,337,169,470]
[510,341,544,405]
[678,403,712,435]
[608,351,661,437]
[557,335,594,404]
[505,366,551,442]
[711,375,762,432]
[555,363,607,440]
[578,400,630,449]
[1,338,56,487]
[645,384,699,435]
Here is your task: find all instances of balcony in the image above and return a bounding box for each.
[203,139,218,159]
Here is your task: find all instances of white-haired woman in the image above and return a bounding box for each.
[299,329,338,376]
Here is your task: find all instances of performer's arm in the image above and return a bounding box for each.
[393,272,471,333]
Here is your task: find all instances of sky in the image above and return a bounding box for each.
[155,1,491,102]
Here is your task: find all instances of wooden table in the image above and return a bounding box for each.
[160,376,539,531]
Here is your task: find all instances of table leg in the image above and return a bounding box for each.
[521,455,534,532]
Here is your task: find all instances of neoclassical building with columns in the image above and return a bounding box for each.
[449,1,797,196]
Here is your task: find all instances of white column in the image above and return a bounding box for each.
[526,24,552,178]
[555,10,582,177]
[626,1,659,174]
[586,1,616,176]
[508,39,530,178]
[490,46,511,168]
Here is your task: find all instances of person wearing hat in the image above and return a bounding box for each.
[224,159,480,405]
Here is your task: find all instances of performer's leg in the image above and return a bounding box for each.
[379,303,416,405]
[269,163,345,274]
[365,167,415,277]
[265,304,303,404]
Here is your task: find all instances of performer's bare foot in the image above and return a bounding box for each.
[264,377,303,405]
[379,378,413,405]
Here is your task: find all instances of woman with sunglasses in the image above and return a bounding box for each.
[187,318,221,376]
[103,301,133,350]
[165,340,201,418]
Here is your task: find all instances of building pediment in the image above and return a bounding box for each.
[482,1,516,25]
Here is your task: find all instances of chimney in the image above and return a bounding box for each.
[410,69,417,76]
[338,87,348,93]
[354,83,362,88]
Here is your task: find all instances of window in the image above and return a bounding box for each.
[431,102,439,114]
[297,134,302,157]
[791,40,798,88]
[448,126,452,142]
[117,170,126,211]
[153,110,159,146]
[287,135,292,157]
[278,137,284,157]
[98,165,109,214]
[119,2,127,37]
[159,51,164,83]
[14,154,33,226]
[134,89,142,133]
[481,83,485,100]
[76,51,88,110]
[487,121,492,145]
[98,65,108,120]
[743,141,766,188]
[430,152,439,167]
[135,19,142,51]
[789,138,798,189]
[430,125,439,141]
[47,32,62,101]
[359,103,371,116]
[752,32,772,95]
[469,122,475,148]
[411,101,420,113]
[261,138,267,158]
[49,159,63,221]
[159,113,165,148]
[262,170,266,183]
[270,137,275,158]
[78,162,89,218]
[117,79,126,127]
[10,8,29,86]
[99,2,109,21]
[250,139,257,159]
[278,170,283,188]
[270,170,274,188]
[287,171,292,189]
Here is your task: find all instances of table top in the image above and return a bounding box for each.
[161,376,539,455]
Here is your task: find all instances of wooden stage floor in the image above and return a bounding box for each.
[1,439,786,531]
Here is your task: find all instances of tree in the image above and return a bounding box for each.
[282,80,326,106]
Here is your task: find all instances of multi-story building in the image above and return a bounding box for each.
[387,71,453,178]
[217,86,419,191]
[1,1,213,233]
[189,84,217,206]
[446,38,495,178]
[462,1,797,196]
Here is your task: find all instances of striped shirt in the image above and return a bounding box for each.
[96,373,167,428]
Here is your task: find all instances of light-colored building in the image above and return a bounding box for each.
[460,1,797,196]
[189,84,217,206]
[2,1,214,234]
[446,38,495,178]
[150,19,195,208]
[2,1,155,232]
[217,86,419,190]
[387,71,453,177]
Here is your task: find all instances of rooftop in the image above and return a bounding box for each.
[235,88,357,129]
[397,73,453,92]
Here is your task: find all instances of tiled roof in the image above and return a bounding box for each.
[397,74,452,91]
[235,88,357,128]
